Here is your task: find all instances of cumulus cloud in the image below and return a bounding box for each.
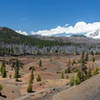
[16,30,28,35]
[31,21,100,36]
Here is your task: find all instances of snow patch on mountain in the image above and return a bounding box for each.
[85,30,100,39]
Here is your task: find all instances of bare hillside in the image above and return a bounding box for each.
[53,74,100,100]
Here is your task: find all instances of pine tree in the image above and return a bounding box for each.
[81,51,85,62]
[29,68,34,83]
[72,59,76,65]
[27,67,35,93]
[86,67,92,79]
[85,52,89,62]
[36,74,41,82]
[65,67,71,73]
[77,70,84,82]
[15,59,20,70]
[92,56,95,69]
[80,51,87,80]
[1,60,6,78]
[2,66,6,78]
[92,56,95,63]
[92,67,99,75]
[95,67,99,74]
[69,76,74,86]
[39,60,42,67]
[75,74,81,85]
[66,74,69,79]
[14,67,19,81]
[66,58,71,73]
[61,72,64,79]
[0,84,3,95]
[27,82,32,93]
[14,58,21,81]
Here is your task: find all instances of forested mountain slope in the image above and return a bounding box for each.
[0,27,66,56]
[0,27,100,56]
[0,27,64,46]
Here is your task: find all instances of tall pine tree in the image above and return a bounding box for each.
[14,59,20,81]
[80,51,87,81]
[1,60,6,78]
[29,67,34,83]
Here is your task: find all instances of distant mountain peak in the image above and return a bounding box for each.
[85,30,100,39]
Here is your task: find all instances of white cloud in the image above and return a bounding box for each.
[31,21,100,36]
[16,30,28,35]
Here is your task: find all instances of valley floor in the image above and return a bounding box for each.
[14,73,100,100]
[0,55,100,100]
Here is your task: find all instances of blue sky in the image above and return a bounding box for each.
[0,0,100,35]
